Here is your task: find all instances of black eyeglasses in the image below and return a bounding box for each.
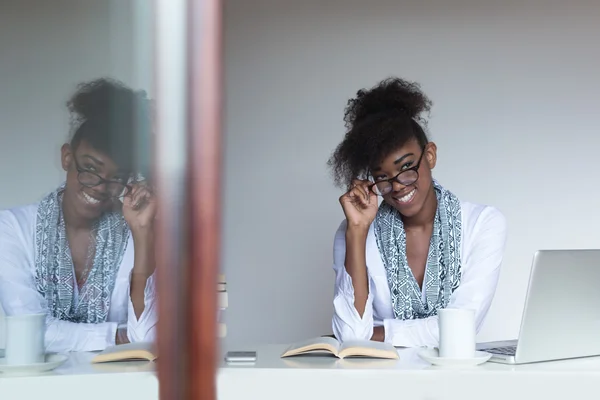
[368,146,427,196]
[74,158,132,198]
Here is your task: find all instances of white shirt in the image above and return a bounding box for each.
[332,201,507,348]
[0,204,157,353]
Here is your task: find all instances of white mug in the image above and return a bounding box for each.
[4,313,46,365]
[438,308,475,358]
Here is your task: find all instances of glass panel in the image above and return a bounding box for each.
[0,1,222,398]
[0,0,158,397]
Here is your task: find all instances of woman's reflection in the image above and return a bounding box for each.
[0,78,157,353]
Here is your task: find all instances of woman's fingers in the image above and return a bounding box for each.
[128,185,152,210]
[346,186,371,209]
[339,178,375,212]
[136,189,152,210]
[127,186,140,206]
[350,179,371,202]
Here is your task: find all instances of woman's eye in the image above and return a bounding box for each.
[401,161,414,170]
[84,164,96,171]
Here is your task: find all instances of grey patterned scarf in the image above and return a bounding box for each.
[374,180,462,320]
[34,185,130,323]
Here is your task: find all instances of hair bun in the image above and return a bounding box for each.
[67,77,147,125]
[344,77,432,128]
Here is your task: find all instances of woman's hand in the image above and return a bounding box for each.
[122,182,157,234]
[339,179,379,230]
[115,326,130,345]
[371,326,385,342]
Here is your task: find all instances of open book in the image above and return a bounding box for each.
[91,342,156,363]
[280,336,399,360]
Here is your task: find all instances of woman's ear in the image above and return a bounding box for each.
[61,144,73,172]
[425,142,437,170]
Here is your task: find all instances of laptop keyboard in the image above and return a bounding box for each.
[486,346,516,356]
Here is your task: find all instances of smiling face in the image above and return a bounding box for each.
[61,140,130,221]
[370,139,438,218]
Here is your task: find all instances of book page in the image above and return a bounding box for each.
[338,340,399,359]
[91,341,156,363]
[280,336,341,357]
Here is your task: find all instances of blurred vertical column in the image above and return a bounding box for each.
[188,0,223,398]
[154,0,191,399]
[154,0,222,399]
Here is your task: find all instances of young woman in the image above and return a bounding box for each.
[328,77,507,347]
[0,78,157,352]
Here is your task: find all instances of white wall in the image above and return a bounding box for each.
[0,0,151,346]
[222,0,600,348]
[2,0,600,352]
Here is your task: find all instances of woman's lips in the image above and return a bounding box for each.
[392,188,416,205]
[80,191,107,208]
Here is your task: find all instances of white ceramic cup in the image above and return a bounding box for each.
[438,308,475,359]
[4,313,46,365]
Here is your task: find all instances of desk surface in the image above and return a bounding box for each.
[219,345,600,377]
[0,352,157,400]
[2,344,600,400]
[218,343,600,372]
[218,344,600,400]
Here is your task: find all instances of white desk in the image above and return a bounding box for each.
[217,344,600,400]
[0,352,158,400]
[2,345,600,400]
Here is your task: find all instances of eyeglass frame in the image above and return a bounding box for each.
[367,145,428,196]
[73,157,133,198]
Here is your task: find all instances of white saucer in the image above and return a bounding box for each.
[0,353,69,374]
[417,348,492,367]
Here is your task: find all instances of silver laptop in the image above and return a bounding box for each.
[478,249,600,364]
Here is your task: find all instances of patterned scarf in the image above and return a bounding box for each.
[374,180,462,320]
[34,185,130,323]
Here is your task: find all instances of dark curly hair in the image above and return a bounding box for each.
[327,77,433,189]
[67,77,151,174]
